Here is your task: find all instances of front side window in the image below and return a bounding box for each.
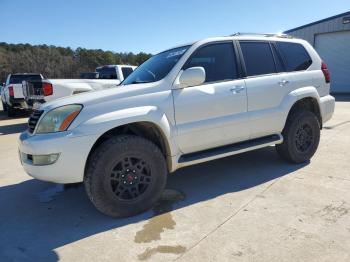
[183,42,238,83]
[123,46,190,85]
[276,42,312,72]
[240,41,276,77]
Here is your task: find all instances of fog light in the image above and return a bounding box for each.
[32,154,60,165]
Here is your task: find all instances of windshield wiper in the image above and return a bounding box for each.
[127,80,152,85]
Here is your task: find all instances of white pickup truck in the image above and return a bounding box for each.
[22,65,136,109]
[1,73,44,116]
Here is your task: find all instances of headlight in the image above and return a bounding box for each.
[36,104,83,134]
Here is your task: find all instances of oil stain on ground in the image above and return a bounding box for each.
[135,189,187,260]
[138,245,187,261]
[134,189,185,243]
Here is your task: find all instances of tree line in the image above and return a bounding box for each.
[0,42,152,83]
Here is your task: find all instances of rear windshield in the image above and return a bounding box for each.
[80,72,99,79]
[9,74,42,84]
[96,67,117,79]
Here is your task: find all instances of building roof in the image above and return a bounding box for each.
[284,11,350,33]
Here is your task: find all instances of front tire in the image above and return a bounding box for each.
[276,110,320,163]
[84,135,167,218]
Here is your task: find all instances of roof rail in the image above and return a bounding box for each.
[230,32,294,38]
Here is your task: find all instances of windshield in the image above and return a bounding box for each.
[123,46,190,85]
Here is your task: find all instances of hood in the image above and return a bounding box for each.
[40,82,159,111]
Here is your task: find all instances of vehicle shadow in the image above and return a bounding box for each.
[333,94,350,102]
[0,122,28,135]
[0,108,30,121]
[0,147,307,261]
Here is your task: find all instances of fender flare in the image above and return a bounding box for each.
[279,86,321,127]
[73,105,179,157]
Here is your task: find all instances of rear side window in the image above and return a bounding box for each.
[240,41,276,77]
[121,67,134,79]
[9,74,42,84]
[96,67,117,79]
[276,42,312,71]
[184,42,238,83]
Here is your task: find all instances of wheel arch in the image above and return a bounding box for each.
[84,120,174,177]
[285,96,322,130]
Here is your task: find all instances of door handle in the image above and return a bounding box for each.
[278,79,290,87]
[230,86,245,94]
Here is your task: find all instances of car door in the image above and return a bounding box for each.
[172,42,249,154]
[238,41,293,139]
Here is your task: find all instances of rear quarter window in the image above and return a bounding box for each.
[276,42,312,72]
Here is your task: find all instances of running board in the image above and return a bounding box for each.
[178,134,282,164]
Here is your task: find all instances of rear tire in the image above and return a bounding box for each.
[84,135,167,218]
[7,104,15,117]
[2,101,7,112]
[276,110,320,163]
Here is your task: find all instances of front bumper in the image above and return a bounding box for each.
[19,130,99,183]
[320,95,335,124]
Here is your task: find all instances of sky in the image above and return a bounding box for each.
[0,0,349,54]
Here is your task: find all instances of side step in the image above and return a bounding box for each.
[178,134,282,164]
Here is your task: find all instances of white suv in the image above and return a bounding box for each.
[19,34,335,217]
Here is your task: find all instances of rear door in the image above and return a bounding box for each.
[238,41,293,139]
[173,42,249,154]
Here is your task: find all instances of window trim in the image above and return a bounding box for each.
[270,42,286,73]
[181,40,242,85]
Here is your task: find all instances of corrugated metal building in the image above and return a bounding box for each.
[285,11,350,94]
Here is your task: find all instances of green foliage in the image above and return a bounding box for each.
[0,42,152,82]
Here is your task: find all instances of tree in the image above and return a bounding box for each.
[0,42,152,82]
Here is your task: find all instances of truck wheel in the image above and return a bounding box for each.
[1,101,7,112]
[276,110,320,163]
[84,135,167,218]
[7,105,15,117]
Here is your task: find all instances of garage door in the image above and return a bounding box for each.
[315,31,350,93]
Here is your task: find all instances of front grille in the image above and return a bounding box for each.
[28,110,44,133]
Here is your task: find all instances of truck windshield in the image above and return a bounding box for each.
[123,46,190,85]
[9,74,41,84]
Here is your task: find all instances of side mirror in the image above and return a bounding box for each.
[177,67,206,88]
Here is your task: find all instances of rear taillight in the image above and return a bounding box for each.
[8,86,14,97]
[42,82,53,96]
[321,62,330,83]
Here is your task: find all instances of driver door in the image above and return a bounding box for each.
[173,42,250,154]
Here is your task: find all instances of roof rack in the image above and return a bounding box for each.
[230,32,294,38]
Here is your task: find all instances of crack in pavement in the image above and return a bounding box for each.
[173,177,282,261]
